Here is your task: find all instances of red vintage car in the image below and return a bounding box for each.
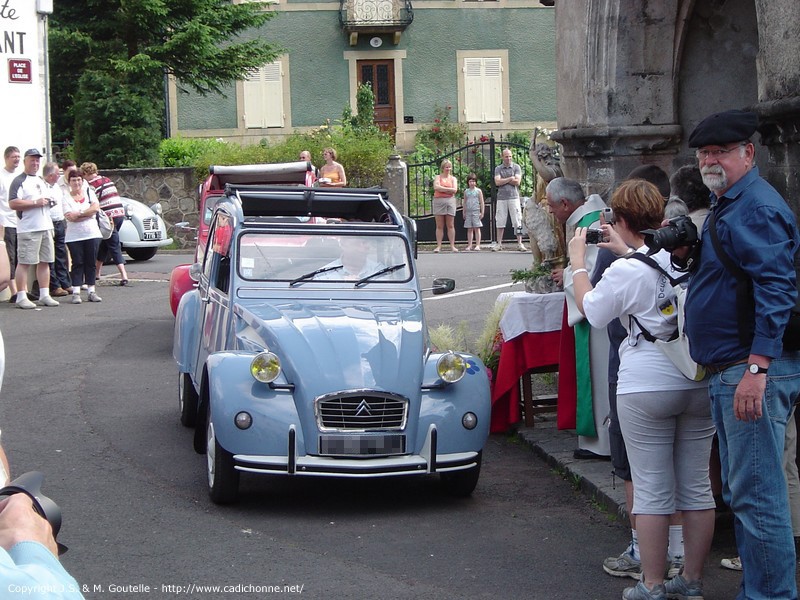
[169,161,316,315]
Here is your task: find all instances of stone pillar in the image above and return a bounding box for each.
[753,0,800,213]
[383,154,408,215]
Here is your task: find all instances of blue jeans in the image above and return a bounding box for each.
[709,353,800,600]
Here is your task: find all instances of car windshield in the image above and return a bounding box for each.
[238,232,412,284]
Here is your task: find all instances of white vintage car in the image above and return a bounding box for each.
[117,197,173,261]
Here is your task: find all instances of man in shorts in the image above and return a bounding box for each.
[7,149,58,309]
[492,149,526,252]
[0,146,21,300]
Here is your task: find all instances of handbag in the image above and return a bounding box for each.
[628,254,706,381]
[96,210,114,240]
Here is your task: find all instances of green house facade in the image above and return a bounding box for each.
[169,0,556,150]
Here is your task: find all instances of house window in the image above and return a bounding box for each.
[463,57,503,123]
[243,62,284,129]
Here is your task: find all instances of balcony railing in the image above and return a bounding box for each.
[339,0,413,45]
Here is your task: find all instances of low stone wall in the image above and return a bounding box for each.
[104,167,198,249]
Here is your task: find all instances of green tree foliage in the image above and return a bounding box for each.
[50,0,281,168]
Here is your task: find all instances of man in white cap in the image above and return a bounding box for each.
[7,149,58,309]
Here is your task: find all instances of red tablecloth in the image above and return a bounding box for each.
[490,329,561,433]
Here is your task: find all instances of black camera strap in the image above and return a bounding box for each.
[707,208,800,352]
[626,253,687,343]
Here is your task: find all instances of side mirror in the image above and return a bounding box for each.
[189,262,202,282]
[174,221,197,232]
[431,278,455,295]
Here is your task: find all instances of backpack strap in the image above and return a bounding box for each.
[626,252,683,343]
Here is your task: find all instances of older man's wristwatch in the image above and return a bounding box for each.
[748,363,768,375]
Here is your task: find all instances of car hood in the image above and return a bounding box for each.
[234,301,425,396]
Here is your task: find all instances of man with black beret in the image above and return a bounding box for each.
[675,109,800,600]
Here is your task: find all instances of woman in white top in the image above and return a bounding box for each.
[567,180,714,600]
[62,170,102,304]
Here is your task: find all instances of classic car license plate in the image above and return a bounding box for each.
[319,434,406,456]
[143,231,162,241]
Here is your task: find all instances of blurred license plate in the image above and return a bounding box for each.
[143,232,161,241]
[319,434,405,456]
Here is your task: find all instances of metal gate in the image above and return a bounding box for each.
[406,134,536,244]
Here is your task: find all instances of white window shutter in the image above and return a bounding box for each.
[464,58,483,122]
[262,62,284,127]
[482,57,503,123]
[243,62,284,128]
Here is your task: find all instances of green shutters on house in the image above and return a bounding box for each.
[243,62,284,128]
[463,57,503,123]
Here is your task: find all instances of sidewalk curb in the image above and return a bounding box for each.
[513,416,629,522]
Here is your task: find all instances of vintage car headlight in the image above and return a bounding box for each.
[124,203,133,218]
[436,352,466,383]
[250,351,281,383]
[150,202,163,216]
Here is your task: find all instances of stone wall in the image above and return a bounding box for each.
[103,167,198,249]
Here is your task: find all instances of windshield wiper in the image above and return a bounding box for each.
[354,263,407,287]
[289,264,343,286]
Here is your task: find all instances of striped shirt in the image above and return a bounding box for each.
[88,175,124,218]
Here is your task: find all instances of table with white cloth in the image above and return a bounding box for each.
[490,291,564,433]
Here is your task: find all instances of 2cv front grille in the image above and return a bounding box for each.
[316,391,408,431]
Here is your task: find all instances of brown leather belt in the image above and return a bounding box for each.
[705,359,747,374]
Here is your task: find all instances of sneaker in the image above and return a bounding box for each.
[667,555,684,579]
[37,296,59,307]
[623,581,667,600]
[16,297,37,309]
[88,292,102,303]
[603,546,642,580]
[720,556,741,571]
[664,572,703,599]
[491,244,504,252]
[71,294,82,305]
[518,244,527,252]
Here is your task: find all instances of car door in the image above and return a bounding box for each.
[194,212,234,385]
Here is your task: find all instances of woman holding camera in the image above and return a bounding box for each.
[567,179,715,600]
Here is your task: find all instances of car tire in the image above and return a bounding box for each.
[125,247,158,261]
[440,452,482,497]
[206,420,240,505]
[179,372,198,428]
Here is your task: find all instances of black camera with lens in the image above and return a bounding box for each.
[0,471,66,554]
[641,215,699,254]
[585,228,605,244]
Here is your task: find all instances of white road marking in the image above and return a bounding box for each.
[424,281,523,301]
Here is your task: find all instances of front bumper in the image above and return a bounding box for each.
[233,424,479,478]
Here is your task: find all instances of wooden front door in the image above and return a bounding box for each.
[357,60,396,137]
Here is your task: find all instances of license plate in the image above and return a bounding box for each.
[319,434,406,457]
[143,231,162,241]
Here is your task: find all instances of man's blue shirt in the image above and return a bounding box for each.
[685,167,799,365]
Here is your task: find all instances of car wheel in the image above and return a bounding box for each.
[125,247,157,261]
[206,420,239,505]
[179,372,198,428]
[440,452,482,497]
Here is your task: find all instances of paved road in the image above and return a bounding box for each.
[0,250,743,599]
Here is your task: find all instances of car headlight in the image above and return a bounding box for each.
[436,351,466,383]
[150,202,163,216]
[124,203,133,218]
[250,351,281,383]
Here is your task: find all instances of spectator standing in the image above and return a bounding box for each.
[7,149,58,309]
[432,159,459,253]
[545,177,611,459]
[669,165,711,233]
[683,109,800,599]
[492,148,526,252]
[62,170,102,304]
[299,150,317,186]
[570,179,715,600]
[80,162,129,286]
[318,148,346,188]
[42,162,71,296]
[463,173,485,251]
[0,146,21,300]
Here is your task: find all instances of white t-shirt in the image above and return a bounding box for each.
[0,167,19,228]
[8,173,52,233]
[62,190,102,242]
[582,247,707,394]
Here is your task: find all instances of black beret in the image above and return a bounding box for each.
[688,109,758,148]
